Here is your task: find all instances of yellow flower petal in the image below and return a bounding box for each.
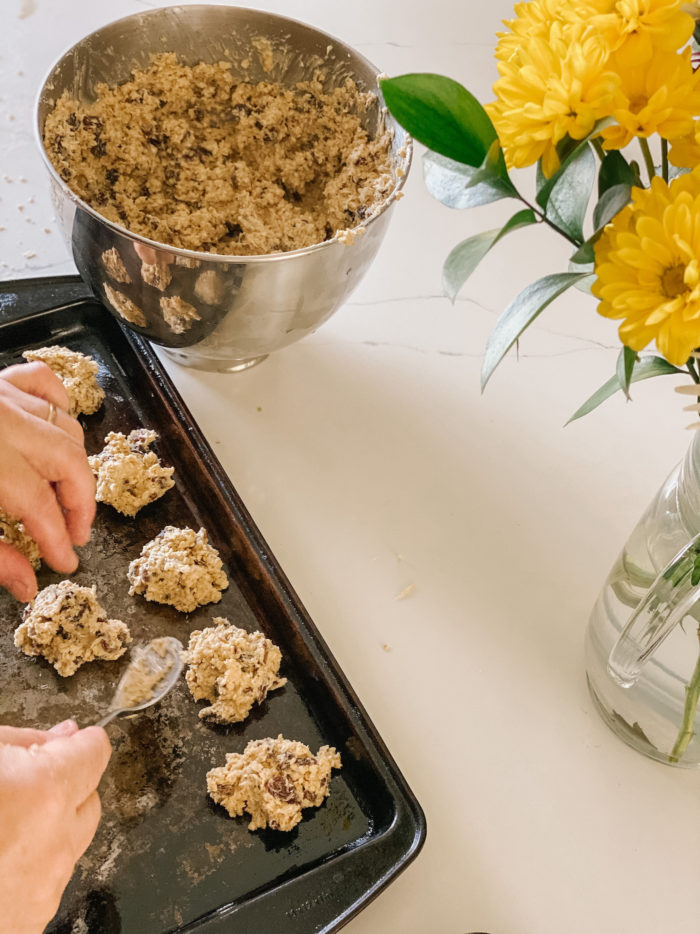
[594,167,700,365]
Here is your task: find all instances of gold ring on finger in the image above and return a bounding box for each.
[46,400,57,425]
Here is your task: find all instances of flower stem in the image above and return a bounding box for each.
[591,137,606,162]
[669,626,700,763]
[516,195,581,247]
[661,138,669,183]
[629,160,644,187]
[639,137,656,185]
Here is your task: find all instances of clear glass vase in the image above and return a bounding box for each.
[585,430,700,767]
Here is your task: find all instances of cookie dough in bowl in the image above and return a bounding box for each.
[43,53,394,257]
[35,5,411,372]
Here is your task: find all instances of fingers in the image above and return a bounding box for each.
[72,791,102,860]
[0,720,78,748]
[41,726,112,807]
[0,365,96,568]
[7,412,96,537]
[22,396,83,446]
[52,476,96,548]
[0,363,83,446]
[0,726,55,747]
[0,361,71,412]
[0,407,96,563]
[48,719,79,739]
[134,242,175,265]
[0,541,37,602]
[0,449,79,573]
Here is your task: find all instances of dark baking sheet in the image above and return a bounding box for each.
[0,276,425,934]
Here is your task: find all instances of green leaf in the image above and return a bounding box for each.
[598,151,636,196]
[423,148,517,209]
[380,73,499,169]
[536,117,615,210]
[545,145,596,244]
[442,209,537,301]
[566,182,631,273]
[465,139,516,192]
[691,554,700,588]
[570,273,596,294]
[567,246,595,291]
[616,345,638,400]
[567,355,684,423]
[570,242,596,265]
[481,272,590,390]
[592,183,631,231]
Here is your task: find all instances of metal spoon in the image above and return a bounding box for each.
[95,636,184,728]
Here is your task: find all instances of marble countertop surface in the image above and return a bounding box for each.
[2,1,700,932]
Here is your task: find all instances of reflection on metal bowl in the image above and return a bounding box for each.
[35,5,411,372]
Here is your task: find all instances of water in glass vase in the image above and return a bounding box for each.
[585,431,700,768]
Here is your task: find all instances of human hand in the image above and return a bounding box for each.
[0,361,96,601]
[0,720,111,934]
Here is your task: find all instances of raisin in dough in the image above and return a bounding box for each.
[127,526,228,613]
[89,429,174,517]
[185,618,286,723]
[22,345,104,416]
[0,509,40,570]
[207,735,341,831]
[15,580,131,676]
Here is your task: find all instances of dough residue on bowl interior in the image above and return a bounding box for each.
[43,52,396,256]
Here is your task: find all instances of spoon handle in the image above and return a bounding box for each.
[95,709,120,728]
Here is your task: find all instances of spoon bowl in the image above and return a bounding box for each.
[96,636,183,727]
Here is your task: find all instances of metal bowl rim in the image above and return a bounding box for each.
[33,3,413,266]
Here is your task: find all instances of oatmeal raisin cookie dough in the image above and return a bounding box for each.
[101,246,132,284]
[15,580,131,677]
[127,526,228,613]
[141,260,172,292]
[89,428,175,516]
[160,295,201,333]
[43,53,395,256]
[103,284,147,327]
[206,734,341,831]
[22,345,104,416]
[0,509,40,570]
[185,618,286,723]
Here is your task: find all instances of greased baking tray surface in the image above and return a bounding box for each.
[0,276,425,934]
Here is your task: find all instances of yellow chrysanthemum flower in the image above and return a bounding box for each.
[668,125,700,166]
[487,19,621,176]
[681,1,700,19]
[494,0,588,68]
[593,170,700,365]
[581,0,694,66]
[601,47,700,149]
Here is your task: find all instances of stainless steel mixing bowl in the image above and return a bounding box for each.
[35,5,411,371]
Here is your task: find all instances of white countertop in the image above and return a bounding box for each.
[3,1,700,932]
